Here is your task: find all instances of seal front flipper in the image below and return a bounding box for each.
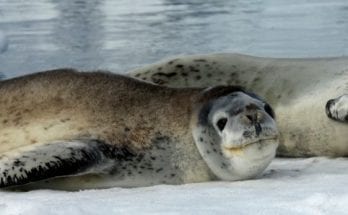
[0,139,132,188]
[326,94,348,122]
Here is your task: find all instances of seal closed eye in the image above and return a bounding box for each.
[0,69,279,190]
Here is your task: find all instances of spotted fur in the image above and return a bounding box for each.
[0,70,278,190]
[0,140,114,187]
[129,54,348,157]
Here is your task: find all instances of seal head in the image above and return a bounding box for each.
[192,86,279,181]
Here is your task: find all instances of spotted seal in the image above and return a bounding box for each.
[129,53,348,157]
[0,69,278,190]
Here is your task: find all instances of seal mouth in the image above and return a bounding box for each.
[223,136,279,153]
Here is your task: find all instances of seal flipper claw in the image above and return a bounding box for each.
[0,139,119,188]
[326,94,348,122]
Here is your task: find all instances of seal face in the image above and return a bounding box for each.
[0,70,279,190]
[192,90,278,180]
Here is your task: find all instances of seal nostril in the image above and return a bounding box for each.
[245,113,258,124]
[255,123,262,136]
[246,115,253,122]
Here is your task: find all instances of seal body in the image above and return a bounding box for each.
[0,70,278,190]
[130,54,348,157]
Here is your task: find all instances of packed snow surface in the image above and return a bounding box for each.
[1,157,348,215]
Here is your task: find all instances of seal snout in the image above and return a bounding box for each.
[242,106,265,136]
[207,91,278,148]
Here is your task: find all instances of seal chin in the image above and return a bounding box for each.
[222,135,278,156]
[222,136,279,157]
[221,137,279,180]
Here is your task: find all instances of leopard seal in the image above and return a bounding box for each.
[129,53,348,157]
[0,69,278,190]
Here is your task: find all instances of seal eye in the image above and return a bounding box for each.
[264,104,275,119]
[216,118,228,131]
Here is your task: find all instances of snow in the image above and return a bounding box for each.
[1,157,348,215]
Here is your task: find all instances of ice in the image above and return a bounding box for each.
[1,157,348,215]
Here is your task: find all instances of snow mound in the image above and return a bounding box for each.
[1,157,348,215]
